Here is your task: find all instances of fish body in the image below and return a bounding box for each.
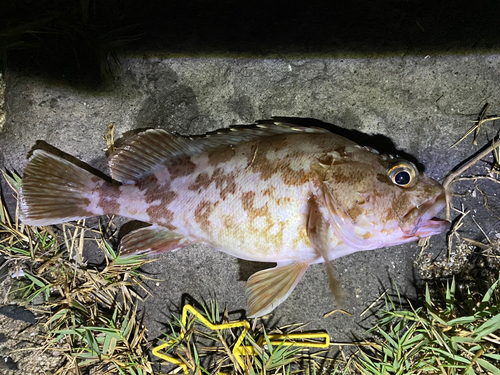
[20,122,449,317]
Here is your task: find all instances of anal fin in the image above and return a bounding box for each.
[120,226,185,256]
[246,262,309,318]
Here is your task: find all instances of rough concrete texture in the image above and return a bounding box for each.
[1,55,499,345]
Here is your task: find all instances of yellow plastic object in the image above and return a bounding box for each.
[152,304,330,374]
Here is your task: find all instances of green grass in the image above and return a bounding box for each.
[0,171,155,374]
[2,169,500,374]
[156,300,328,375]
[354,279,500,374]
[2,111,500,374]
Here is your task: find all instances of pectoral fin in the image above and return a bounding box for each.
[308,197,344,305]
[120,226,186,256]
[320,184,380,250]
[246,262,309,318]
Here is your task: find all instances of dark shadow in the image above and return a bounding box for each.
[0,305,37,325]
[3,0,500,88]
[0,171,20,227]
[29,141,112,182]
[268,117,424,169]
[237,259,276,282]
[117,220,151,241]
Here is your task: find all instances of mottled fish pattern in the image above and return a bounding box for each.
[19,122,449,317]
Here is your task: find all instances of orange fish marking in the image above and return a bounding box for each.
[347,205,364,221]
[188,169,237,200]
[263,216,284,249]
[96,184,121,214]
[168,157,197,179]
[207,146,237,166]
[188,172,211,191]
[246,146,313,187]
[222,214,236,229]
[137,175,176,204]
[241,191,268,218]
[195,200,215,231]
[241,191,284,249]
[146,206,177,230]
[276,197,291,206]
[263,187,275,196]
[212,168,237,200]
[293,226,312,248]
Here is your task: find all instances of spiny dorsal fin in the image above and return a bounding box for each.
[109,129,198,184]
[109,122,329,184]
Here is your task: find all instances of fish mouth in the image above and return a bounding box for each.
[403,192,450,238]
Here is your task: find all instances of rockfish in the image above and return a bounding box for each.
[19,122,449,317]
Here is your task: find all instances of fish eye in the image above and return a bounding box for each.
[388,161,417,188]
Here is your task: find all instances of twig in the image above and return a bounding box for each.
[443,137,500,220]
[444,138,500,188]
[105,122,115,154]
[449,103,499,148]
[446,205,469,260]
[360,289,388,318]
[323,309,352,319]
[462,238,490,250]
[454,175,500,184]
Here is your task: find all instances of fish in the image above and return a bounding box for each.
[19,122,449,317]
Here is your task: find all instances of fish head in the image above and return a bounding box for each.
[314,145,449,251]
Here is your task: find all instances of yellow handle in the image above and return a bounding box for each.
[152,304,330,374]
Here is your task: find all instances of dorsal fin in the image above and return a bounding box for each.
[109,122,330,184]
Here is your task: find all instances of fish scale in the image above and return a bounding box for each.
[19,122,449,317]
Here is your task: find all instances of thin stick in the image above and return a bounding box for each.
[105,122,115,154]
[462,237,489,249]
[449,103,499,149]
[444,138,500,188]
[443,137,500,220]
[474,102,490,145]
[360,289,388,317]
[323,309,352,319]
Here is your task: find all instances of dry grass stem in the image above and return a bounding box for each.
[444,137,500,220]
[449,102,499,148]
[323,309,353,319]
[359,289,388,318]
[105,122,116,154]
[0,171,156,374]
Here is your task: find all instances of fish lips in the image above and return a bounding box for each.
[402,192,450,238]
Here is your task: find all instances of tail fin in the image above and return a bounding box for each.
[20,150,103,226]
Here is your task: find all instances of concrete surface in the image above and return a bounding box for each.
[1,55,499,353]
[5,0,500,88]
